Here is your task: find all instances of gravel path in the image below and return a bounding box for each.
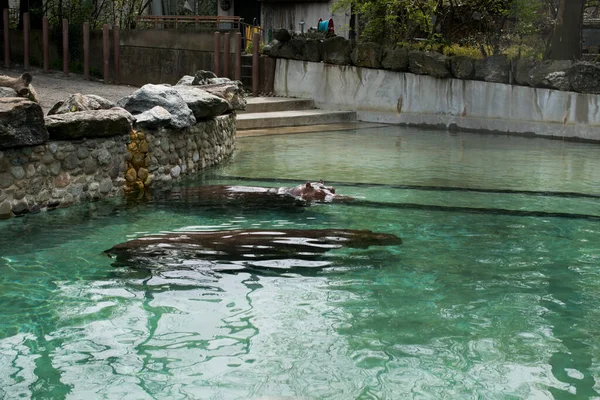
[0,67,138,114]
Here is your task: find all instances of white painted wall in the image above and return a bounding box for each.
[274,58,600,141]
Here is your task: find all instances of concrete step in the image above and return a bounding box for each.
[237,109,357,130]
[243,97,316,113]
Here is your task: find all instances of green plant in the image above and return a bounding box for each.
[245,40,265,54]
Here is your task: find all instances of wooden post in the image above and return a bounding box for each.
[42,17,49,72]
[3,9,9,68]
[235,32,241,81]
[223,32,230,78]
[113,25,120,84]
[23,12,29,69]
[213,31,221,76]
[83,22,89,79]
[252,32,260,96]
[102,24,110,83]
[62,19,69,76]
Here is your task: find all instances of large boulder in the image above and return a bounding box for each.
[450,56,475,79]
[527,60,572,91]
[0,87,18,97]
[134,106,172,130]
[169,86,230,119]
[270,38,304,60]
[192,70,218,85]
[0,98,48,149]
[176,75,194,86]
[321,36,352,65]
[351,42,383,69]
[566,62,600,94]
[514,57,539,86]
[47,93,116,115]
[304,39,322,62]
[273,28,292,43]
[45,108,134,140]
[200,80,246,111]
[117,84,196,129]
[381,47,409,72]
[409,51,451,79]
[480,55,510,83]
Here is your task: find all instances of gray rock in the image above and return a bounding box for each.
[514,57,539,86]
[176,75,194,86]
[527,60,572,91]
[11,198,29,215]
[117,84,195,129]
[481,55,511,84]
[304,39,322,62]
[10,166,24,180]
[45,108,134,140]
[0,87,18,97]
[192,70,218,86]
[409,51,451,79]
[270,39,305,60]
[63,153,80,170]
[450,56,475,79]
[0,172,12,188]
[99,178,113,194]
[351,42,383,69]
[134,106,172,130]
[83,158,97,174]
[0,199,12,216]
[168,86,229,119]
[322,36,352,65]
[567,62,600,94]
[47,93,117,115]
[0,98,49,149]
[273,28,292,43]
[200,80,246,112]
[381,47,409,72]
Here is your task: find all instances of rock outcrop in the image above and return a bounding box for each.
[45,108,134,140]
[321,36,352,65]
[527,60,572,91]
[0,98,48,149]
[117,84,196,129]
[409,51,451,79]
[351,42,383,69]
[47,93,117,115]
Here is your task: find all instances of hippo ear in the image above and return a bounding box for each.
[319,180,324,184]
[305,182,312,188]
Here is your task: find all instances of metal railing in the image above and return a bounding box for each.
[135,15,242,30]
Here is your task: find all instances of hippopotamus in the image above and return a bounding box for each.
[105,228,402,269]
[161,181,351,207]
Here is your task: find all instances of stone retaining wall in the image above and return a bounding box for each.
[0,114,236,218]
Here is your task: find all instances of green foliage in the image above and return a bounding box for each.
[245,40,265,55]
[442,44,485,59]
[333,0,549,59]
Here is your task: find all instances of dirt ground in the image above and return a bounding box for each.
[0,67,138,114]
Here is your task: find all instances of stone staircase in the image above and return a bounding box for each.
[237,97,357,132]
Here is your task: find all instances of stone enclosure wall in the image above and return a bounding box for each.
[0,114,235,218]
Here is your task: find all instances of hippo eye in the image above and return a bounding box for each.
[330,188,335,194]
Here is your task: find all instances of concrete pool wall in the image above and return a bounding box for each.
[274,59,600,141]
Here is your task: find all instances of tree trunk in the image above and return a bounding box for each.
[547,0,585,60]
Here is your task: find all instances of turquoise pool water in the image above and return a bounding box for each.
[1,126,600,399]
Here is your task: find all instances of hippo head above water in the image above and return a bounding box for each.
[289,181,337,202]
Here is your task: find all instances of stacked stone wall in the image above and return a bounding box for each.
[0,114,236,218]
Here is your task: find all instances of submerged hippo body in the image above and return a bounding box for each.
[162,181,350,207]
[105,228,402,270]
